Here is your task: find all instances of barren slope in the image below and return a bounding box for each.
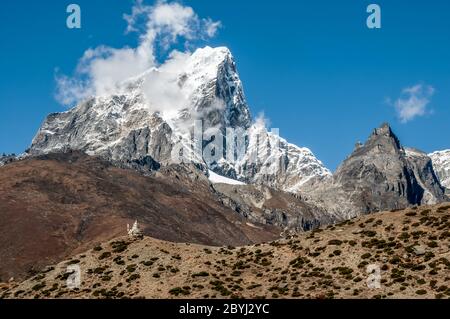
[3,203,449,299]
[0,152,280,281]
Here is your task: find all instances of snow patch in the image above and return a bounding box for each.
[208,170,246,185]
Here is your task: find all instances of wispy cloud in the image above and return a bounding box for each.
[55,0,221,107]
[389,84,435,123]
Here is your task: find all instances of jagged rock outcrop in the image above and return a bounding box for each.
[212,183,340,234]
[303,123,447,218]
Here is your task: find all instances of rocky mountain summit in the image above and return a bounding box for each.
[302,123,447,219]
[28,46,330,193]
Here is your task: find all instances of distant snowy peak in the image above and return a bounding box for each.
[429,150,450,189]
[242,121,331,191]
[211,119,331,193]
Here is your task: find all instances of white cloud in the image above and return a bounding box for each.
[254,112,271,130]
[141,50,191,117]
[123,0,152,34]
[204,18,221,38]
[392,84,435,123]
[56,0,221,107]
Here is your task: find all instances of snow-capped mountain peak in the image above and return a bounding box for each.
[231,120,332,192]
[29,46,330,193]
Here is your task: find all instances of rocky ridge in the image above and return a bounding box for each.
[301,123,447,219]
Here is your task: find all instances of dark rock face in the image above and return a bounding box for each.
[404,148,446,203]
[332,123,446,214]
[28,96,177,166]
[429,150,450,191]
[212,183,338,235]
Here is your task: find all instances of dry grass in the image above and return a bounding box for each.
[2,203,450,299]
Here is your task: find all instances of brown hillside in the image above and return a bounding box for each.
[0,152,280,281]
[2,203,449,299]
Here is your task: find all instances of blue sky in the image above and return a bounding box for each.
[0,0,449,170]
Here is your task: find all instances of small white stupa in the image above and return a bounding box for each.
[127,220,143,238]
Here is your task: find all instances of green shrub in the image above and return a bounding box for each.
[98,252,111,260]
[398,232,410,240]
[126,274,140,282]
[328,239,343,246]
[420,209,431,216]
[93,267,106,274]
[111,241,129,253]
[32,283,46,291]
[210,280,231,296]
[289,257,310,268]
[333,250,342,256]
[169,287,190,296]
[260,259,271,267]
[192,271,210,278]
[141,260,153,266]
[126,265,137,273]
[113,256,125,265]
[362,231,377,237]
[427,241,438,248]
